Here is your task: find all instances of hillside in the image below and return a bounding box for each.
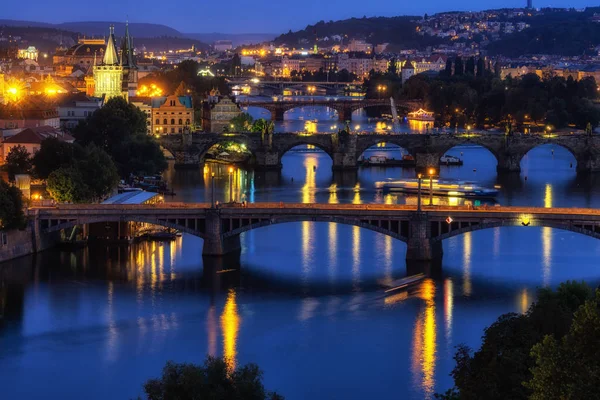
[487,9,600,56]
[274,16,445,50]
[185,32,277,46]
[0,20,183,38]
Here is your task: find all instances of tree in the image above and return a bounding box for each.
[229,112,254,132]
[454,57,464,76]
[387,58,397,76]
[46,167,90,203]
[0,180,25,230]
[143,356,284,400]
[32,137,81,179]
[526,290,600,400]
[444,58,453,77]
[465,57,475,75]
[77,145,119,200]
[5,145,32,180]
[439,282,594,400]
[476,58,485,77]
[73,97,166,177]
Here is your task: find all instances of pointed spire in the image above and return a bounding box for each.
[103,24,119,65]
[121,21,136,68]
[93,51,97,66]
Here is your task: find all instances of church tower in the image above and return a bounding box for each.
[121,22,138,98]
[93,25,124,100]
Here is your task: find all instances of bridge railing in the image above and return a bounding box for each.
[29,202,600,216]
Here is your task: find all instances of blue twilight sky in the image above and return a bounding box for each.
[1,0,597,34]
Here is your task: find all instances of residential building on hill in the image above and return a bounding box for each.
[1,126,74,164]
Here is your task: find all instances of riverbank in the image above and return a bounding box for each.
[0,228,34,263]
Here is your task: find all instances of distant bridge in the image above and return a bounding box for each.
[160,132,600,173]
[32,204,600,264]
[237,98,423,121]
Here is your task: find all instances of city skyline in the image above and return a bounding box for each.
[1,0,598,34]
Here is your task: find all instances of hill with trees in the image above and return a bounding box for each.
[487,8,600,56]
[274,16,445,50]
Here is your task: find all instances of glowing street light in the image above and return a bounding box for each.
[211,172,216,208]
[428,167,436,205]
[228,167,234,203]
[417,173,423,212]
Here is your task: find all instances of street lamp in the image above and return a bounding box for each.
[211,172,216,208]
[428,167,436,205]
[417,173,423,212]
[228,167,234,203]
[466,125,471,137]
[545,125,551,138]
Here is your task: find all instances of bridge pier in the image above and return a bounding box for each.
[254,151,281,170]
[497,154,522,173]
[415,153,441,174]
[406,213,443,263]
[338,107,352,122]
[202,209,241,257]
[271,109,285,121]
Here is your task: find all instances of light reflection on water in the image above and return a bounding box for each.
[3,144,600,400]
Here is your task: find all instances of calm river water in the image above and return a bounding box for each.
[1,108,600,399]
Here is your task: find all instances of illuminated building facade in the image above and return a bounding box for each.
[93,25,123,100]
[92,23,138,100]
[18,46,38,61]
[203,96,241,133]
[151,95,193,134]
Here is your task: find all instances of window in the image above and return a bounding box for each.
[170,119,175,125]
[171,128,175,133]
[178,119,182,125]
[178,128,182,133]
[185,119,190,125]
[155,118,160,125]
[163,119,167,125]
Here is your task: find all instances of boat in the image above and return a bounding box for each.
[375,178,499,198]
[407,108,435,122]
[440,154,464,166]
[384,273,425,293]
[359,155,415,167]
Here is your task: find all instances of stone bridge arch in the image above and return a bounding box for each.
[275,138,336,165]
[430,217,600,243]
[221,216,409,243]
[518,140,588,172]
[38,215,207,239]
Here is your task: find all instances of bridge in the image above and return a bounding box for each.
[31,203,600,265]
[237,98,423,121]
[160,132,600,173]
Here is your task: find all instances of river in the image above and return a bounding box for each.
[1,109,600,399]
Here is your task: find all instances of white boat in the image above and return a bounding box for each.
[440,154,463,165]
[407,108,435,122]
[375,178,499,198]
[384,273,425,293]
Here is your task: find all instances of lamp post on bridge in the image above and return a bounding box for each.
[428,167,436,206]
[417,173,423,212]
[211,172,216,208]
[228,167,234,203]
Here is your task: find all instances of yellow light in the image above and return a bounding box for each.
[428,168,435,176]
[7,87,17,95]
[355,125,360,130]
[228,167,233,174]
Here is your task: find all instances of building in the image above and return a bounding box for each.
[53,38,106,68]
[203,96,241,133]
[93,24,138,100]
[214,40,233,52]
[120,22,138,98]
[151,95,193,134]
[401,62,415,83]
[93,25,122,100]
[0,99,60,130]
[129,97,153,134]
[18,46,38,61]
[1,126,74,164]
[347,39,372,53]
[57,94,103,130]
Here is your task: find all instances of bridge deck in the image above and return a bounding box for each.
[31,203,600,219]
